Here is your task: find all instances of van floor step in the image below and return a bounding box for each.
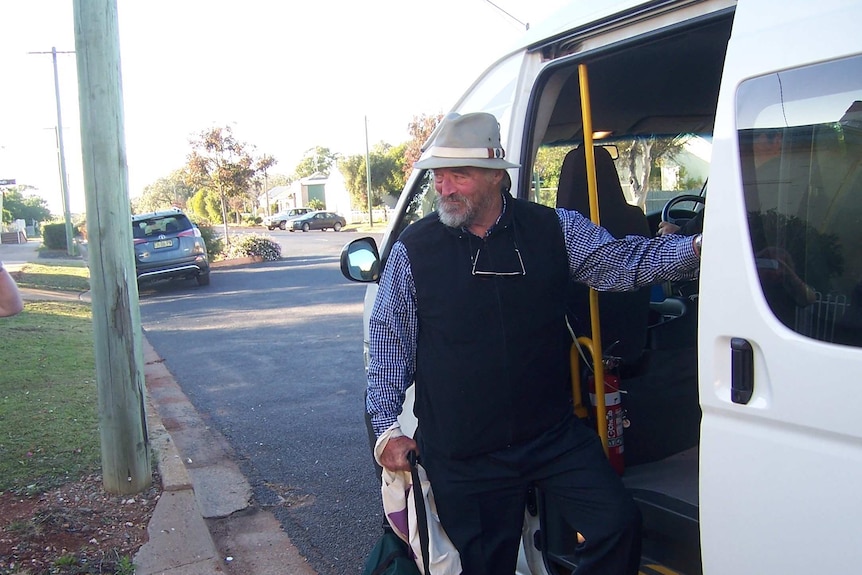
[543,553,689,575]
[640,564,687,575]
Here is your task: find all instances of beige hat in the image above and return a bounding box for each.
[414,112,521,170]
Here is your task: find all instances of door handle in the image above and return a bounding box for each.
[730,338,754,404]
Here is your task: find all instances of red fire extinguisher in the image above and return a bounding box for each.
[588,362,625,475]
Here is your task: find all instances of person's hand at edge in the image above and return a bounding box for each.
[379,435,419,472]
[0,262,24,318]
[657,221,681,236]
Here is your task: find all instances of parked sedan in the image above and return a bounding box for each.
[264,207,312,230]
[290,211,347,232]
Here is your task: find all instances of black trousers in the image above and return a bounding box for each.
[419,414,641,575]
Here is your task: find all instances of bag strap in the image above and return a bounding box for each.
[407,450,431,575]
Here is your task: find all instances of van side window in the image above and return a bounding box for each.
[390,172,437,241]
[737,55,862,347]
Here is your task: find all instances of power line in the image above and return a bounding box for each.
[483,0,529,30]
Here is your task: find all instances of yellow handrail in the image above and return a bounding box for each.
[577,63,609,455]
[569,337,592,420]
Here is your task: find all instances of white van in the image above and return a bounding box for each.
[342,1,862,573]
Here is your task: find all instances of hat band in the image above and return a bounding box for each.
[425,146,507,160]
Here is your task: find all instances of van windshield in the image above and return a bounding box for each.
[528,135,709,217]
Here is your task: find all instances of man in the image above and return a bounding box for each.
[0,260,23,317]
[369,112,701,574]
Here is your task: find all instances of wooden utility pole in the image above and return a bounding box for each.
[27,48,77,255]
[73,0,151,494]
[365,116,373,227]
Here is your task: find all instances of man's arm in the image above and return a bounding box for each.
[366,242,420,471]
[0,262,24,318]
[556,208,700,290]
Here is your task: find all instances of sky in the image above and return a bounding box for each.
[0,0,569,215]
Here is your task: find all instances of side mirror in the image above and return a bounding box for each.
[340,237,381,283]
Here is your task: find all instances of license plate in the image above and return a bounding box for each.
[154,239,173,249]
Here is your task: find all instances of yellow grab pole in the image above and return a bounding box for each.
[577,63,609,455]
[570,336,596,420]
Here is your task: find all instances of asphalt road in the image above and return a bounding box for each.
[138,228,385,575]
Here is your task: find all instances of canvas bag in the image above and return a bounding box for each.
[375,423,462,575]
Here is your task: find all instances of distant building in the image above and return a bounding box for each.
[259,171,351,217]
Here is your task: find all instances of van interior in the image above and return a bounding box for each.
[513,4,862,574]
[514,10,736,574]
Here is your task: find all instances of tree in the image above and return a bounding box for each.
[186,126,257,244]
[134,169,194,214]
[618,135,691,209]
[254,154,278,216]
[376,142,407,204]
[293,146,339,179]
[340,155,367,210]
[532,146,570,206]
[267,173,292,188]
[403,113,443,179]
[188,188,223,223]
[3,186,53,224]
[340,142,406,217]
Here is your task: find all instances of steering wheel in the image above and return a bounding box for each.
[661,194,706,227]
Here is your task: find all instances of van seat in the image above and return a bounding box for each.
[556,146,652,364]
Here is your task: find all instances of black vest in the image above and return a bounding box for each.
[399,194,572,459]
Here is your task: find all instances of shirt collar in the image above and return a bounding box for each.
[467,191,510,238]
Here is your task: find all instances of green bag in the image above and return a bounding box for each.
[363,528,421,575]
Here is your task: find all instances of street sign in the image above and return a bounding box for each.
[0,179,15,186]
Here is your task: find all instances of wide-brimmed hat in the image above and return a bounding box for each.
[414,112,521,170]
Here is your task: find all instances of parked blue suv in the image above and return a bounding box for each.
[132,208,210,286]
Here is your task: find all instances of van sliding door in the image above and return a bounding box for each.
[698,2,862,572]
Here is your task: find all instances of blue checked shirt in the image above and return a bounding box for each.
[366,207,700,436]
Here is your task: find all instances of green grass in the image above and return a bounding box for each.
[53,554,78,567]
[115,554,136,575]
[0,301,100,493]
[14,261,91,292]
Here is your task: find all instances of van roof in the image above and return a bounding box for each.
[504,0,736,56]
[519,0,647,49]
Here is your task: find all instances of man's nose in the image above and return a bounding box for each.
[437,173,455,196]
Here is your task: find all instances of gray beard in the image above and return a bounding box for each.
[438,200,471,228]
[438,190,497,229]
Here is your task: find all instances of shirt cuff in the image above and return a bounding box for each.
[373,422,404,466]
[677,235,700,268]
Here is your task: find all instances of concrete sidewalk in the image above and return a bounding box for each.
[136,337,315,575]
[4,239,317,575]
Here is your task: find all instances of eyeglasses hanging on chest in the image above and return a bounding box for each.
[471,236,526,277]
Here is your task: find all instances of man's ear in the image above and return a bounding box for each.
[497,170,512,192]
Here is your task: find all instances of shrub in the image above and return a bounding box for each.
[226,234,282,261]
[42,223,68,250]
[195,222,224,260]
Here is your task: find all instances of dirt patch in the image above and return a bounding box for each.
[0,473,161,574]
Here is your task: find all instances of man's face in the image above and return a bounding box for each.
[753,131,783,167]
[433,167,502,228]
